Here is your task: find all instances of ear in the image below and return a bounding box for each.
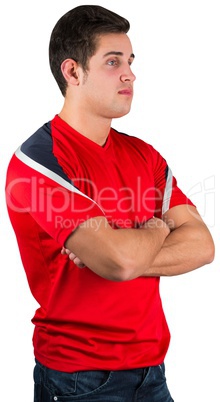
[61,59,81,86]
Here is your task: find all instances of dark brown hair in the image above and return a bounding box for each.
[49,5,130,96]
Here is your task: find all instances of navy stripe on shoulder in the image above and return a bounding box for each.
[21,122,72,184]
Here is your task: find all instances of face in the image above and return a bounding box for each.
[78,33,136,120]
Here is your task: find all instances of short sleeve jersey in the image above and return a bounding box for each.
[5,115,194,372]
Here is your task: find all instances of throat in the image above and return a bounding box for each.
[58,110,111,146]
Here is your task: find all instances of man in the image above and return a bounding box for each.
[5,5,214,402]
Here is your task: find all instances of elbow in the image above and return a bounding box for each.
[107,256,141,282]
[198,235,215,268]
[205,239,215,265]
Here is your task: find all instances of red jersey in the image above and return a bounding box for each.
[5,115,194,372]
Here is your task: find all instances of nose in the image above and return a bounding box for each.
[120,67,136,83]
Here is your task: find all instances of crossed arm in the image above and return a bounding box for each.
[63,205,215,281]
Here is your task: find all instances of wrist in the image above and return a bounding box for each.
[142,217,170,237]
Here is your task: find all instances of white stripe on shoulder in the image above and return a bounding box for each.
[162,167,173,215]
[15,146,102,208]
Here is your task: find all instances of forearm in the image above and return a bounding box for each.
[65,216,170,281]
[143,221,215,277]
[65,206,214,279]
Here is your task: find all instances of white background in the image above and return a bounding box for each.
[1,1,219,400]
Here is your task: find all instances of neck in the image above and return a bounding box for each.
[59,103,112,146]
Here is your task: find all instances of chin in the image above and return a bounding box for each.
[113,107,132,119]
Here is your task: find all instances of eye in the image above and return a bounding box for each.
[107,59,119,66]
[128,58,134,66]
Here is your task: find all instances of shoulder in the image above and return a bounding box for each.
[21,121,52,162]
[8,119,71,184]
[111,128,163,161]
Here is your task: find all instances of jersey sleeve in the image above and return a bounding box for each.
[5,148,105,246]
[148,145,195,217]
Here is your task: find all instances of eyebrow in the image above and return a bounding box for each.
[103,51,135,59]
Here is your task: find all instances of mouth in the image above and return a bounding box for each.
[118,88,133,96]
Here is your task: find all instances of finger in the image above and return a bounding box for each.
[61,247,66,254]
[61,248,73,256]
[73,257,86,268]
[61,248,85,267]
[68,252,77,261]
[61,247,72,255]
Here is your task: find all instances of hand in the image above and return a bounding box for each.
[61,247,86,268]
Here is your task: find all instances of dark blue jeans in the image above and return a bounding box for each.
[34,359,174,401]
